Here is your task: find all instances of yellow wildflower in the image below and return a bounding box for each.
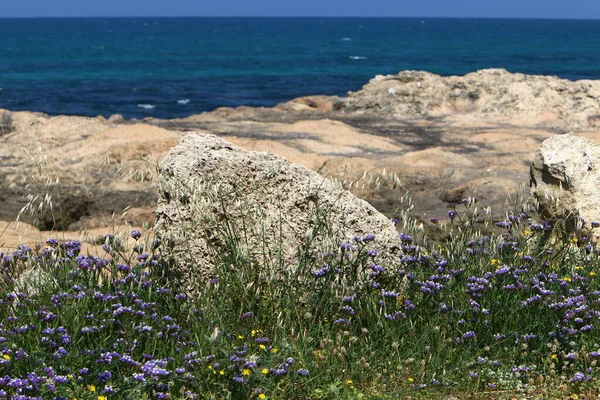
[571,237,579,243]
[259,394,266,400]
[98,396,106,400]
[407,377,414,382]
[551,354,558,359]
[575,265,583,270]
[262,368,269,375]
[590,271,597,277]
[491,259,500,266]
[345,379,353,385]
[564,277,572,283]
[219,370,224,375]
[271,348,279,353]
[237,335,244,339]
[523,229,531,235]
[259,344,266,350]
[242,369,251,376]
[88,385,96,392]
[2,354,10,361]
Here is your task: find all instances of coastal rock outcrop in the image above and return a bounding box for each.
[154,132,402,286]
[337,69,600,132]
[530,134,600,238]
[5,69,600,251]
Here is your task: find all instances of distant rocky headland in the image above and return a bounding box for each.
[3,68,600,250]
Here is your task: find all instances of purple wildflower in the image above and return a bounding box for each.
[98,371,112,382]
[570,372,586,383]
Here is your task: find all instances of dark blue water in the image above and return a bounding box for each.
[1,17,600,119]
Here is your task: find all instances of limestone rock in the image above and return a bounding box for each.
[530,134,600,237]
[0,109,180,231]
[340,69,600,132]
[155,132,402,286]
[6,69,600,251]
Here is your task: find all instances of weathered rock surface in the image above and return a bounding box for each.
[338,69,600,132]
[530,134,600,238]
[155,133,402,284]
[4,69,600,251]
[0,111,180,232]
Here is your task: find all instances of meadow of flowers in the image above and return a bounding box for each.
[2,199,600,399]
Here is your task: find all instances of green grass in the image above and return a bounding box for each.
[2,198,600,400]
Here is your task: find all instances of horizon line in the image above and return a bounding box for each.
[0,15,599,21]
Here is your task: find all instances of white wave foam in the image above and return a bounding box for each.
[177,99,190,105]
[342,37,352,41]
[349,56,367,60]
[137,104,155,109]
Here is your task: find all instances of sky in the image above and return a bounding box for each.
[1,0,599,19]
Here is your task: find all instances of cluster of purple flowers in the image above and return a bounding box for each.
[314,215,600,390]
[4,211,600,397]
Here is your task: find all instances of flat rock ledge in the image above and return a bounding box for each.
[155,132,402,288]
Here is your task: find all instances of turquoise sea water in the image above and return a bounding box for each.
[1,17,600,119]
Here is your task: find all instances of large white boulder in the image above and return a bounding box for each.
[154,132,402,287]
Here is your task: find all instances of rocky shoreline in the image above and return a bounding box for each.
[3,68,600,250]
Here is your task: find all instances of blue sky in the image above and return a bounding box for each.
[1,0,599,19]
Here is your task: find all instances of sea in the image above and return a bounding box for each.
[1,17,600,119]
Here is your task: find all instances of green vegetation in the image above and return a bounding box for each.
[2,198,600,399]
